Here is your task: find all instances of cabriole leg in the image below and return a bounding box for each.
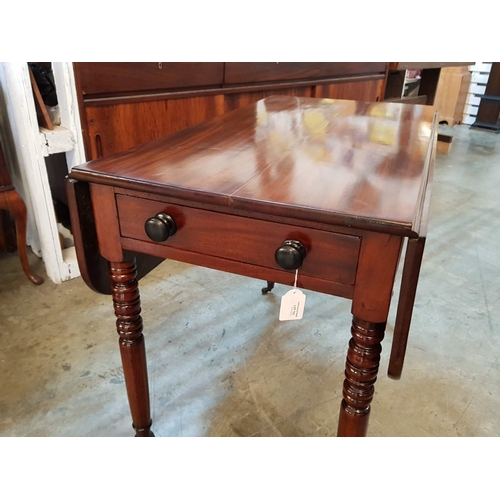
[0,189,44,285]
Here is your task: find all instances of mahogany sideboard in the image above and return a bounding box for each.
[73,62,388,160]
[67,95,436,437]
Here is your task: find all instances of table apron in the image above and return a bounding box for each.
[116,194,361,290]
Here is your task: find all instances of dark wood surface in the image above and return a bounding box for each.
[109,258,153,437]
[28,67,54,130]
[224,62,387,84]
[68,96,436,437]
[0,142,13,188]
[66,178,164,294]
[0,144,17,252]
[75,62,386,96]
[83,95,226,159]
[315,78,385,102]
[72,96,436,237]
[223,86,312,112]
[418,68,442,105]
[74,63,389,160]
[389,237,426,379]
[82,79,384,160]
[74,62,225,96]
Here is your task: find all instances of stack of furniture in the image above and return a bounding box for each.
[384,62,472,107]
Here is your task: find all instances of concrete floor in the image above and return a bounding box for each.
[1,124,499,437]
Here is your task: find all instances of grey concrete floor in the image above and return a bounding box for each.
[1,124,499,437]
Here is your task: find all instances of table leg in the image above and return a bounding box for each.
[337,316,385,437]
[388,237,426,379]
[109,259,153,437]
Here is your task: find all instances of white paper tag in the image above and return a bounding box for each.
[279,289,306,321]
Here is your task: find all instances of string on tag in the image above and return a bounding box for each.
[279,269,306,321]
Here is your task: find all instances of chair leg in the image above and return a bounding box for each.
[261,281,275,294]
[0,190,44,285]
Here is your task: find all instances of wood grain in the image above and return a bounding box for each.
[67,95,437,438]
[224,62,387,84]
[0,141,44,284]
[109,259,153,437]
[29,67,54,130]
[116,193,361,285]
[89,183,123,262]
[351,232,403,323]
[85,95,225,158]
[75,63,390,159]
[315,78,385,102]
[75,62,224,96]
[73,96,436,237]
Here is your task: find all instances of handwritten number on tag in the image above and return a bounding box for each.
[279,289,306,321]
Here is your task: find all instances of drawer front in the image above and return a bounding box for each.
[116,195,360,285]
[224,62,387,85]
[75,62,225,96]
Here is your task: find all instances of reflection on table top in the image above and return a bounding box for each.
[72,95,437,236]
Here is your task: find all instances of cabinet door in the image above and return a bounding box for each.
[433,66,471,125]
[84,95,225,159]
[315,78,385,102]
[224,86,312,112]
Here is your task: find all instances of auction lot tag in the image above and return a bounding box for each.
[279,289,306,321]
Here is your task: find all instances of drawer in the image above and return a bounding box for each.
[75,62,224,96]
[116,195,360,285]
[224,62,387,85]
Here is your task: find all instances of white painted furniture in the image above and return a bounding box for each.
[0,62,86,283]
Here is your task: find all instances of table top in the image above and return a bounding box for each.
[71,95,437,237]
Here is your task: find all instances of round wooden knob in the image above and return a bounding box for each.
[275,240,306,270]
[144,213,177,242]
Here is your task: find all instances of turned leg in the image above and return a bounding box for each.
[109,259,153,437]
[0,190,44,285]
[337,317,386,437]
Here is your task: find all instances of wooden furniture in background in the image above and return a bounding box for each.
[0,140,44,285]
[433,66,471,125]
[384,62,473,105]
[67,96,437,437]
[28,67,54,131]
[471,62,500,132]
[73,62,388,160]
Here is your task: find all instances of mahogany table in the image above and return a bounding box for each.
[67,96,436,437]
